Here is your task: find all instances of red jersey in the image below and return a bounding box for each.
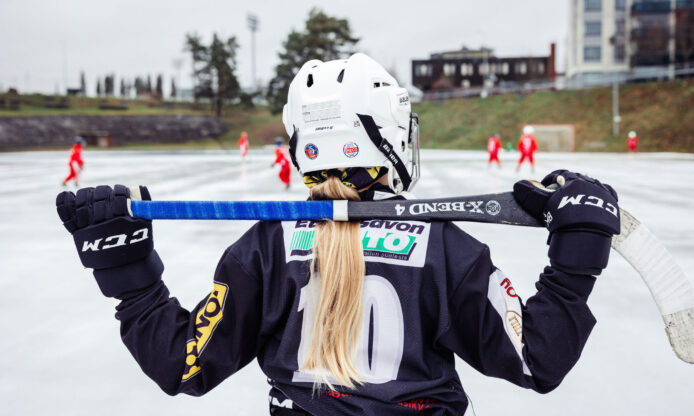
[273,150,291,185]
[627,136,638,151]
[274,146,288,163]
[70,144,84,167]
[487,136,501,154]
[518,134,537,154]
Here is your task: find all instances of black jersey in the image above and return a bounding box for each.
[114,191,597,416]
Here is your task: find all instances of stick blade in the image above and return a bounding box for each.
[612,209,694,363]
[664,308,694,364]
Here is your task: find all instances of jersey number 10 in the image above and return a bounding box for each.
[292,274,405,385]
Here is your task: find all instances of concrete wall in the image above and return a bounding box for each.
[0,115,228,150]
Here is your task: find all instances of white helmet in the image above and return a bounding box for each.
[282,53,420,193]
[523,125,535,135]
[628,131,637,138]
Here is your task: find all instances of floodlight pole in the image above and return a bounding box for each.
[668,0,677,80]
[613,73,620,137]
[247,13,259,89]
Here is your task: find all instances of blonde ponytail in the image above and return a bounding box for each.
[304,176,364,390]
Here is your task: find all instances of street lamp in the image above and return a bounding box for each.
[247,13,259,90]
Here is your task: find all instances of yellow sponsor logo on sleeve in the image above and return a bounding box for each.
[182,282,228,381]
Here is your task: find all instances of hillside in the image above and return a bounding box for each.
[414,79,694,152]
[2,79,692,151]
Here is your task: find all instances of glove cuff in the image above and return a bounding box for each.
[93,250,164,298]
[548,230,612,276]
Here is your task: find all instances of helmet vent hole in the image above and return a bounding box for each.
[337,69,345,83]
[307,74,314,87]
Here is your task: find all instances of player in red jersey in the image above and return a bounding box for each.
[273,138,291,189]
[62,136,85,187]
[517,126,538,172]
[627,131,638,152]
[487,133,502,167]
[238,131,249,159]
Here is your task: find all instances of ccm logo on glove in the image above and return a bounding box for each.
[81,228,149,252]
[557,194,618,217]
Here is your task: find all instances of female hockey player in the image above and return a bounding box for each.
[238,131,249,159]
[487,132,502,167]
[516,125,538,172]
[56,54,620,416]
[272,138,291,189]
[627,130,639,152]
[62,136,84,186]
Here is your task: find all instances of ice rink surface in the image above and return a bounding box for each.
[1,148,693,415]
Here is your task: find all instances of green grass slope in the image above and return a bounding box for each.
[3,79,692,152]
[414,79,694,152]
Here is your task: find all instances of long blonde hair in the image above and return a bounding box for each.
[304,176,364,390]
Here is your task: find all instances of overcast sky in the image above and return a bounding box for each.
[0,0,568,95]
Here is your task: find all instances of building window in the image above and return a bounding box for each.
[615,45,625,62]
[479,62,489,75]
[460,63,474,76]
[515,62,527,75]
[585,0,601,11]
[443,63,456,77]
[416,64,432,76]
[461,79,471,88]
[615,0,626,10]
[538,62,545,74]
[585,21,601,36]
[584,46,602,62]
[616,19,625,36]
[502,62,510,74]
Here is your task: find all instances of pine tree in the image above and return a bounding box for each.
[80,71,86,95]
[184,32,241,117]
[155,74,163,98]
[266,9,359,113]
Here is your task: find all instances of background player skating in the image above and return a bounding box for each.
[517,125,538,172]
[55,54,620,416]
[627,130,639,152]
[62,136,84,187]
[272,137,291,189]
[487,132,502,167]
[238,131,249,159]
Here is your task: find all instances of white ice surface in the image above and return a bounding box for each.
[1,149,693,415]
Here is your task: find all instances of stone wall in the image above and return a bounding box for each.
[0,115,228,150]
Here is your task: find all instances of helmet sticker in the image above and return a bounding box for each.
[343,142,359,158]
[304,143,319,160]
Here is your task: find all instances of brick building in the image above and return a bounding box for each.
[411,44,556,92]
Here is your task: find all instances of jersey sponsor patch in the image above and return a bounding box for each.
[487,269,531,376]
[282,219,431,267]
[182,282,228,381]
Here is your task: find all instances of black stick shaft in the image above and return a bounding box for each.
[347,192,543,227]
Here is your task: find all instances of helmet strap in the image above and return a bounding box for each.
[356,114,412,191]
[287,127,301,172]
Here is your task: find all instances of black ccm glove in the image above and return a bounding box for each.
[56,185,163,297]
[513,170,620,276]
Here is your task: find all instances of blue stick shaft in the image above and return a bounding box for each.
[130,200,334,221]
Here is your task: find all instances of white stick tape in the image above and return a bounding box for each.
[332,200,348,221]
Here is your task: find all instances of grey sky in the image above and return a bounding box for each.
[0,0,568,95]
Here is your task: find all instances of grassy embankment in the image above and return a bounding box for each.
[415,78,694,152]
[3,79,693,151]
